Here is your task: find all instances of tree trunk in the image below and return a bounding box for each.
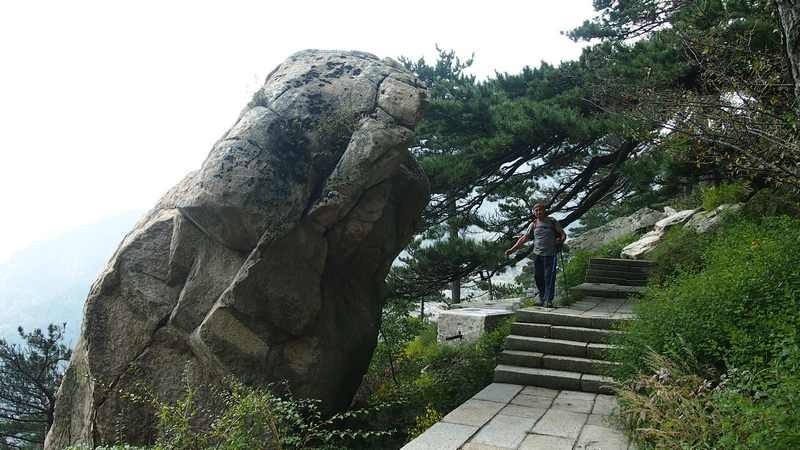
[448,194,461,303]
[776,0,800,110]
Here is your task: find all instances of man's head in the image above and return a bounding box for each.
[532,203,547,218]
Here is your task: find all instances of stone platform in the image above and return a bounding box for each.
[402,383,635,450]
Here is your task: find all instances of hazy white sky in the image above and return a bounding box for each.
[0,0,595,262]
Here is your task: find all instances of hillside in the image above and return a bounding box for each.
[0,210,142,344]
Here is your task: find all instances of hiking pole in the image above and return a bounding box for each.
[559,248,568,295]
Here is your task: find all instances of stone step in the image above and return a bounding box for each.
[512,323,620,343]
[516,308,630,330]
[498,350,618,376]
[551,325,620,344]
[493,364,616,394]
[585,275,648,286]
[590,257,655,268]
[571,282,646,299]
[586,267,650,280]
[504,335,614,360]
[542,354,618,376]
[588,263,652,275]
[498,349,544,368]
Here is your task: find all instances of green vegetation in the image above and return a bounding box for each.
[612,212,800,448]
[644,226,710,285]
[358,303,513,446]
[64,304,511,450]
[701,181,749,211]
[84,377,394,450]
[0,324,71,449]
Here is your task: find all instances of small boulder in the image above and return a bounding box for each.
[437,308,514,346]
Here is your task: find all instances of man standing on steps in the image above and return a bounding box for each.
[505,203,567,308]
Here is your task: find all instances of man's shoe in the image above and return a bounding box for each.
[545,302,555,308]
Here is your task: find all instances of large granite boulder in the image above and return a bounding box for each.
[567,208,666,252]
[45,50,430,449]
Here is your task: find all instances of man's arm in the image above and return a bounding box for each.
[506,232,530,256]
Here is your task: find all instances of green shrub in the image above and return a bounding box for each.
[617,351,724,448]
[645,226,709,285]
[613,216,800,380]
[113,377,393,450]
[364,317,513,444]
[407,404,443,439]
[743,187,800,218]
[714,340,800,449]
[701,181,748,211]
[618,343,800,449]
[613,215,800,449]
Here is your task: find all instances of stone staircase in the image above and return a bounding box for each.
[493,258,654,394]
[571,257,653,298]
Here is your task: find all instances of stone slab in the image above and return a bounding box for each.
[494,365,582,391]
[592,394,619,416]
[438,308,515,345]
[519,434,576,450]
[586,414,614,427]
[587,343,611,360]
[509,394,554,409]
[499,350,543,368]
[442,399,505,427]
[581,374,616,395]
[462,443,513,450]
[470,414,537,448]
[531,408,588,439]
[542,354,611,376]
[401,421,478,450]
[576,424,629,450]
[556,390,598,402]
[499,404,548,420]
[552,390,596,414]
[472,383,524,404]
[520,386,560,398]
[517,309,594,328]
[551,326,610,343]
[505,336,588,358]
[512,322,551,337]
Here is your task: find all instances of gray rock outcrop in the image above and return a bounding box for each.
[684,203,742,233]
[621,208,699,258]
[45,50,430,449]
[567,207,666,252]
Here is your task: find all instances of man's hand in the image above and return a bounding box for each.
[505,248,515,257]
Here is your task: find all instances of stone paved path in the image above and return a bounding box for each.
[402,383,635,450]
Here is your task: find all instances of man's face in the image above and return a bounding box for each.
[533,204,545,217]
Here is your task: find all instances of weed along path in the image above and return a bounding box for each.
[404,258,648,449]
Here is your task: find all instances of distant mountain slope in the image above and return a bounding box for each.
[0,210,143,345]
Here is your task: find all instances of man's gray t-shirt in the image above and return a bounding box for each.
[525,217,564,256]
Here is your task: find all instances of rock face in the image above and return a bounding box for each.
[45,50,430,449]
[567,208,666,252]
[684,203,743,233]
[621,208,699,259]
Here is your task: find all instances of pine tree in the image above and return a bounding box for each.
[0,324,71,449]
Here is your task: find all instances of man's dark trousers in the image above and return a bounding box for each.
[534,253,559,305]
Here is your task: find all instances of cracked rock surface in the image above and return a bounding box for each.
[45,50,429,449]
